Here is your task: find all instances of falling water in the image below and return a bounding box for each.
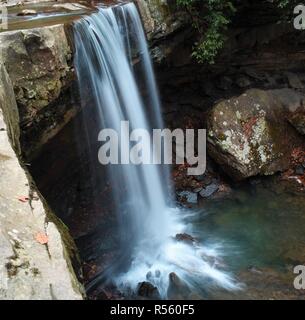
[73,3,238,298]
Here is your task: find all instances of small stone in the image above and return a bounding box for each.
[295,164,304,176]
[17,9,37,16]
[199,182,219,198]
[137,281,160,300]
[177,191,198,204]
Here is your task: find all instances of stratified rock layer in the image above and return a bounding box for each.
[0,24,78,159]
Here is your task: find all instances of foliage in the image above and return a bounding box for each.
[277,0,290,9]
[177,0,296,64]
[177,0,236,64]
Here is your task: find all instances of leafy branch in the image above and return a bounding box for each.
[177,0,297,64]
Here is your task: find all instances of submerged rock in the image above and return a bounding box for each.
[175,233,196,245]
[167,272,191,300]
[207,89,305,180]
[295,164,305,176]
[137,281,160,300]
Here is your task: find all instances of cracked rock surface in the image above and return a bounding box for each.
[0,105,83,300]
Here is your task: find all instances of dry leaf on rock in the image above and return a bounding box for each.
[17,196,29,203]
[35,232,48,244]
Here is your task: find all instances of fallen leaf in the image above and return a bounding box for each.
[17,196,29,203]
[35,232,48,244]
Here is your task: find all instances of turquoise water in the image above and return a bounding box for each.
[184,182,305,299]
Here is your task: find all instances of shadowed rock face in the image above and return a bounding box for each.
[207,89,305,180]
[135,0,188,39]
[274,88,305,136]
[135,0,190,62]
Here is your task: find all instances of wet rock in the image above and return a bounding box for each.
[295,164,305,176]
[96,288,112,300]
[137,281,160,300]
[215,182,232,198]
[193,187,203,193]
[199,182,219,198]
[175,233,196,245]
[207,89,305,180]
[249,266,263,274]
[177,191,198,204]
[236,76,251,88]
[195,174,213,186]
[17,9,37,16]
[167,272,191,300]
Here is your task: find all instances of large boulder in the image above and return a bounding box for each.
[167,272,191,300]
[207,89,305,180]
[0,24,72,115]
[0,24,79,159]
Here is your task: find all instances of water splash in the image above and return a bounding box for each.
[74,3,238,298]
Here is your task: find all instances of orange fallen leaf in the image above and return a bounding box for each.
[17,196,29,203]
[35,232,48,244]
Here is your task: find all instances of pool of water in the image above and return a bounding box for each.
[185,181,305,299]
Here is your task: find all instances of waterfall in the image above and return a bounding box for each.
[73,3,237,298]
